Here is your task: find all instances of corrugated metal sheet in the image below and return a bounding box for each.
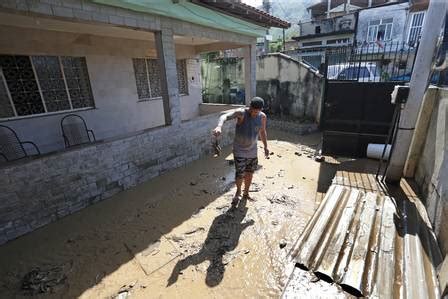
[284,176,443,298]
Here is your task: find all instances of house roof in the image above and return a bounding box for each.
[92,0,276,37]
[189,0,290,29]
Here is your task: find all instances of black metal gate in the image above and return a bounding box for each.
[321,81,398,157]
[320,42,415,157]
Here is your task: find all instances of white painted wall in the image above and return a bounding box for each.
[0,26,202,153]
[356,2,409,44]
[180,58,202,121]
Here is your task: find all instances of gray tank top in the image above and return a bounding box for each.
[233,109,262,158]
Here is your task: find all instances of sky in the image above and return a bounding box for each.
[241,0,263,8]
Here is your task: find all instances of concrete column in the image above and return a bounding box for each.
[403,87,438,177]
[244,44,256,105]
[327,0,331,18]
[386,0,447,183]
[155,27,181,126]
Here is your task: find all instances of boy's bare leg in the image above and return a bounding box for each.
[235,177,243,197]
[243,172,254,199]
[232,176,243,204]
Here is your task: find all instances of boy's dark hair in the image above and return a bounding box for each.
[250,97,264,109]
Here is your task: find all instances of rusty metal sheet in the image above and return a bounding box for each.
[294,185,347,268]
[314,189,362,280]
[371,197,397,298]
[340,192,377,295]
[285,174,442,298]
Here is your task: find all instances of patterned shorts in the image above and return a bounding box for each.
[234,157,258,178]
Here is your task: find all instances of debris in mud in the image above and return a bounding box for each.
[190,181,197,186]
[141,240,161,257]
[288,185,294,189]
[228,160,235,166]
[116,281,138,299]
[249,182,263,192]
[223,249,251,265]
[267,193,294,205]
[221,177,226,181]
[21,264,69,295]
[185,227,205,235]
[302,177,306,180]
[294,152,302,156]
[271,220,279,226]
[307,154,313,158]
[277,154,282,158]
[192,206,205,217]
[270,152,274,155]
[170,235,185,242]
[201,189,209,194]
[216,204,230,210]
[310,276,320,283]
[279,240,287,249]
[265,176,275,179]
[314,155,325,162]
[116,291,129,299]
[277,170,285,177]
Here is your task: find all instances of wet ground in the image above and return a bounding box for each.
[0,130,360,298]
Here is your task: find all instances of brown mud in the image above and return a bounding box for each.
[0,130,352,298]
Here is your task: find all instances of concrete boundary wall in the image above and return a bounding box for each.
[268,119,319,135]
[0,112,234,245]
[256,53,324,123]
[415,87,448,255]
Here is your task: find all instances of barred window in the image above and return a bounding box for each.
[0,55,94,119]
[132,58,188,100]
[176,59,188,95]
[408,12,425,46]
[367,18,393,42]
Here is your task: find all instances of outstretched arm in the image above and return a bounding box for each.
[213,109,244,136]
[260,113,269,158]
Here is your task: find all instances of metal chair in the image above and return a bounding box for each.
[61,114,96,148]
[0,125,40,162]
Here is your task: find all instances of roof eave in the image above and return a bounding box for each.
[189,0,291,29]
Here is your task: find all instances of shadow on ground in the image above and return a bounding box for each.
[167,197,253,287]
[0,150,237,298]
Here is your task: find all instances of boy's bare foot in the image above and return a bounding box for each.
[243,193,255,201]
[232,192,241,205]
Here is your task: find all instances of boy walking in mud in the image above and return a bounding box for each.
[213,97,269,203]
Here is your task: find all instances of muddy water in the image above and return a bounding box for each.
[0,130,349,298]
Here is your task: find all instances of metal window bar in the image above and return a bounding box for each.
[0,68,18,117]
[29,56,48,113]
[148,58,152,99]
[59,56,74,110]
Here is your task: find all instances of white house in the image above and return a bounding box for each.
[0,0,289,244]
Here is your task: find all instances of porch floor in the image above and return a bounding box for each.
[0,130,398,298]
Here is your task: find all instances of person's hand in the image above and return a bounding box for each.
[213,126,222,137]
[264,147,270,158]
